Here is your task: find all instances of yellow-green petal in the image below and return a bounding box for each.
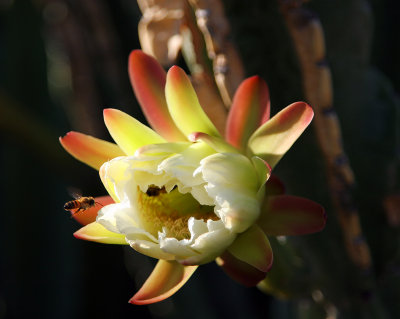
[73,222,128,245]
[103,108,166,155]
[59,131,124,170]
[247,102,313,168]
[188,132,239,153]
[227,225,273,273]
[165,66,221,137]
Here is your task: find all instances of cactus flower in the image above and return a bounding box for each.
[60,50,326,305]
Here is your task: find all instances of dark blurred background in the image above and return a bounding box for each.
[0,0,399,318]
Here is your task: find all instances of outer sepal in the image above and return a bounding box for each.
[59,131,124,170]
[189,132,239,154]
[103,108,166,155]
[128,50,185,141]
[247,102,313,168]
[74,222,128,245]
[226,76,270,150]
[129,260,197,305]
[258,195,326,236]
[165,66,221,138]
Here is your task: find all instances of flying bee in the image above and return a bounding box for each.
[64,195,102,216]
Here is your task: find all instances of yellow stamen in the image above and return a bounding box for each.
[137,185,217,240]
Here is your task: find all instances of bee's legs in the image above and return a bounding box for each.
[71,208,82,217]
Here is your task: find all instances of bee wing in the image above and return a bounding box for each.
[67,187,82,199]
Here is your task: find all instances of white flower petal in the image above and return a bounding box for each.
[126,235,175,260]
[97,201,139,233]
[159,218,236,265]
[99,140,263,265]
[199,153,261,233]
[159,234,197,258]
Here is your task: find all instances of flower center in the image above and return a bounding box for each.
[136,185,217,240]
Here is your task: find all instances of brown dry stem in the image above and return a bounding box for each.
[280,3,372,270]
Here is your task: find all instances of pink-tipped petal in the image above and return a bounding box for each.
[227,225,273,273]
[258,195,326,236]
[129,260,197,305]
[103,108,166,155]
[59,131,124,170]
[74,222,128,245]
[216,251,267,287]
[189,132,239,153]
[71,196,114,226]
[165,66,221,137]
[128,50,185,141]
[247,102,314,168]
[226,76,270,150]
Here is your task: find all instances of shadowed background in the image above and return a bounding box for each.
[0,0,399,318]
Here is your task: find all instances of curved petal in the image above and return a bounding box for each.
[129,260,198,305]
[226,76,270,150]
[103,108,166,155]
[160,219,236,266]
[247,102,314,168]
[258,195,326,236]
[188,132,239,153]
[165,66,221,137]
[59,131,124,170]
[227,225,273,273]
[74,222,128,245]
[128,50,185,141]
[216,251,267,287]
[199,152,261,233]
[71,196,114,226]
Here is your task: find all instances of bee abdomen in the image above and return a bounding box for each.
[64,201,78,210]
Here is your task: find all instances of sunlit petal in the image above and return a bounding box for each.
[165,66,221,137]
[73,222,127,245]
[103,108,166,155]
[128,50,185,141]
[59,131,124,170]
[226,76,270,150]
[247,102,313,168]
